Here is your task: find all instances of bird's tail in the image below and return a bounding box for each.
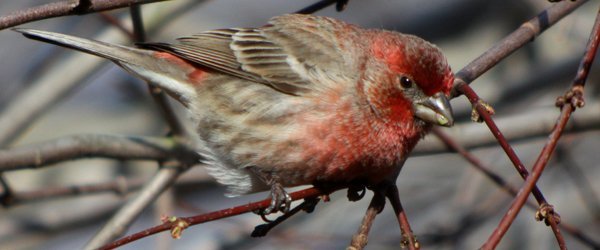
[13,28,198,106]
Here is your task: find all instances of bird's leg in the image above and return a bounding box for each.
[249,167,292,215]
[347,181,367,202]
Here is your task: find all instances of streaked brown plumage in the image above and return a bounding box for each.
[15,14,454,213]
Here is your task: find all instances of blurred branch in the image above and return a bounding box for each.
[0,1,199,147]
[85,6,194,248]
[98,12,135,39]
[483,5,600,249]
[414,101,600,155]
[555,146,600,220]
[1,169,212,209]
[449,0,588,99]
[86,162,187,249]
[1,176,145,207]
[0,134,199,172]
[0,0,171,30]
[128,5,188,138]
[296,0,349,14]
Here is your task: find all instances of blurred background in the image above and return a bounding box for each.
[0,0,599,249]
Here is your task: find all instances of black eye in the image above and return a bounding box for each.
[399,76,412,89]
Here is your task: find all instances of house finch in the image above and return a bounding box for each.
[15,14,454,214]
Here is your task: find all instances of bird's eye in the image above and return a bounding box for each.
[399,76,413,89]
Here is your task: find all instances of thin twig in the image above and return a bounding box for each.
[100,185,343,250]
[456,72,565,247]
[0,176,15,207]
[386,185,418,250]
[433,128,600,248]
[482,5,600,250]
[456,85,551,202]
[348,189,386,250]
[98,12,135,39]
[129,5,187,138]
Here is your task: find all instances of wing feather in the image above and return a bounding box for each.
[139,14,355,95]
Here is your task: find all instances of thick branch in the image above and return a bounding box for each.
[0,0,171,30]
[0,134,199,171]
[482,4,600,249]
[449,0,588,99]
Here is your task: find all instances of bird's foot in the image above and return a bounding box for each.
[347,183,367,201]
[248,167,292,215]
[261,181,292,215]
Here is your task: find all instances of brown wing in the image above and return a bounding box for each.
[139,14,353,96]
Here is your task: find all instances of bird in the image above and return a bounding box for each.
[14,14,454,214]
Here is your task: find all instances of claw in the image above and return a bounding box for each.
[262,182,291,214]
[347,184,366,201]
[248,167,292,215]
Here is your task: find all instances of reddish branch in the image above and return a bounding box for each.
[386,185,418,250]
[433,128,600,248]
[447,1,590,247]
[482,5,600,249]
[349,189,386,250]
[463,80,565,249]
[99,186,342,250]
[457,85,553,205]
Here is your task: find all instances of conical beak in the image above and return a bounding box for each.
[413,92,454,127]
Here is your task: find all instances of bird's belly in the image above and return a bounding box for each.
[192,74,417,192]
